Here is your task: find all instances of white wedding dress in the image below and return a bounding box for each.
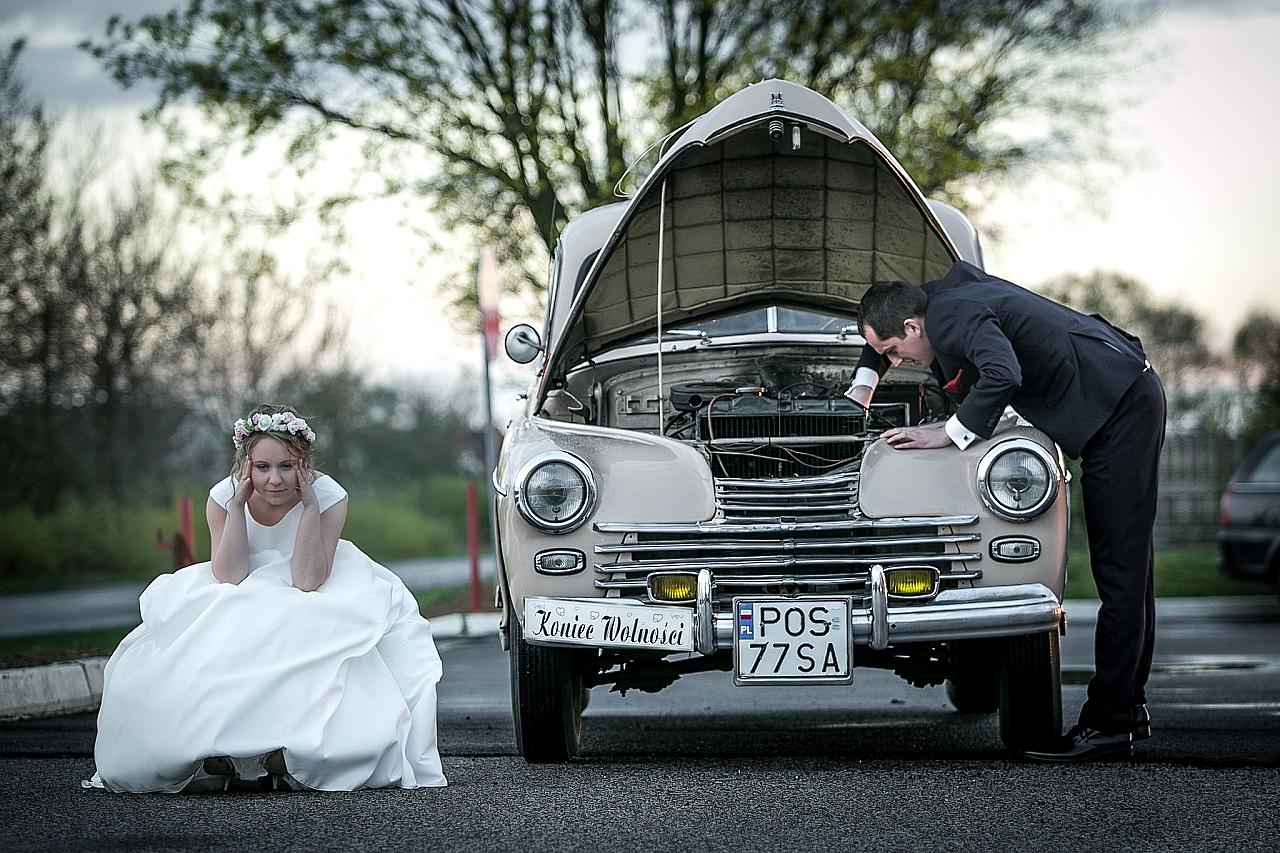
[84,474,446,792]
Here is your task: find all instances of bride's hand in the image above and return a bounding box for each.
[230,458,254,507]
[297,461,318,508]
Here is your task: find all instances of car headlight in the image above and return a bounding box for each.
[976,439,1059,522]
[515,454,596,533]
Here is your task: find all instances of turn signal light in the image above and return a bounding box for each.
[884,567,937,598]
[648,572,698,602]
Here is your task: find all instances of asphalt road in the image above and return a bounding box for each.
[2,605,1279,851]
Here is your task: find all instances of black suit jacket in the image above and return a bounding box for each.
[856,262,1148,458]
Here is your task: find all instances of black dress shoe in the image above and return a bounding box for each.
[1021,725,1133,763]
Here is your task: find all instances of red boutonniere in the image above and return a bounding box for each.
[942,368,965,394]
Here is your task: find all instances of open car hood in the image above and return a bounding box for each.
[546,79,960,378]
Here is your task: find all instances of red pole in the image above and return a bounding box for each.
[178,498,194,564]
[466,482,481,612]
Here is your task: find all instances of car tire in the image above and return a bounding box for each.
[997,630,1062,751]
[510,622,585,763]
[945,640,999,714]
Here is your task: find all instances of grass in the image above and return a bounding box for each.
[0,626,135,670]
[0,582,499,670]
[1063,546,1274,599]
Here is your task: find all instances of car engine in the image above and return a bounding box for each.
[580,356,943,481]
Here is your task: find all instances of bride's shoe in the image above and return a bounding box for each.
[201,756,235,792]
[263,749,289,791]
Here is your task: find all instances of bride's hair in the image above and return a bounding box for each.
[230,403,321,480]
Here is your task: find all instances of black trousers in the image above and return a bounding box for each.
[1077,366,1167,731]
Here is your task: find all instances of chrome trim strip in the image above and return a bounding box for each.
[869,564,888,650]
[594,533,980,554]
[593,552,981,573]
[695,569,714,654]
[715,471,860,488]
[596,579,648,590]
[715,501,858,512]
[595,515,979,534]
[714,490,858,501]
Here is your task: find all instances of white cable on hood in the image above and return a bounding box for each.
[656,177,668,434]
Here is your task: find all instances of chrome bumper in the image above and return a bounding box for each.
[694,566,1062,655]
[520,568,1064,656]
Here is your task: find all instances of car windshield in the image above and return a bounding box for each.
[624,306,857,344]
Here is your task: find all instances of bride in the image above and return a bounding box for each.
[85,405,447,792]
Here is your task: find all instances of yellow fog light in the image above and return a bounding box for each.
[648,572,698,603]
[884,567,938,599]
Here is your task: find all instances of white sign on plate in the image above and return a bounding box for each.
[734,597,853,685]
[522,597,694,652]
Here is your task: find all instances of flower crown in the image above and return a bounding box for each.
[232,411,317,449]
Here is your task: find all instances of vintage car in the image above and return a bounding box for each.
[1219,428,1280,586]
[494,80,1068,762]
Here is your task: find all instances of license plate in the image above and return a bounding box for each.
[733,598,853,685]
[523,597,694,652]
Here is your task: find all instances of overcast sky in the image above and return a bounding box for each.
[3,0,1278,377]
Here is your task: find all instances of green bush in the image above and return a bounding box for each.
[0,475,491,591]
[0,501,178,589]
[343,475,491,563]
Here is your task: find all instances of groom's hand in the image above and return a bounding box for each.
[881,425,951,450]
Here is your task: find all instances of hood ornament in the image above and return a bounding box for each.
[770,91,784,109]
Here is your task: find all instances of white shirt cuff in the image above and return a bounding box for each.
[846,367,880,396]
[944,414,978,450]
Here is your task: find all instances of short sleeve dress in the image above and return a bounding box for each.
[84,474,446,792]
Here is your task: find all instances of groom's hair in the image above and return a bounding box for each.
[858,281,928,340]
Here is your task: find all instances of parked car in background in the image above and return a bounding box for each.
[1219,429,1280,585]
[494,80,1069,763]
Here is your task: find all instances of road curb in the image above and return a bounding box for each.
[0,658,107,721]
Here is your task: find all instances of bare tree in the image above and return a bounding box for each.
[0,41,84,510]
[1038,270,1213,399]
[84,0,1143,303]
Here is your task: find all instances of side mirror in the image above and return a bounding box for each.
[504,323,545,364]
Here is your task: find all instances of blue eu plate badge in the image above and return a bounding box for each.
[738,603,754,639]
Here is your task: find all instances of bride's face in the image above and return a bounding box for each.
[247,436,302,505]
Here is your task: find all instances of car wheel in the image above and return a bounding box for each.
[997,630,1062,751]
[509,622,585,763]
[945,641,999,714]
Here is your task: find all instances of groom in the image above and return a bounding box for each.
[847,261,1166,762]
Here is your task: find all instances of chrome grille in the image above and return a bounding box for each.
[595,514,982,603]
[715,469,859,519]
